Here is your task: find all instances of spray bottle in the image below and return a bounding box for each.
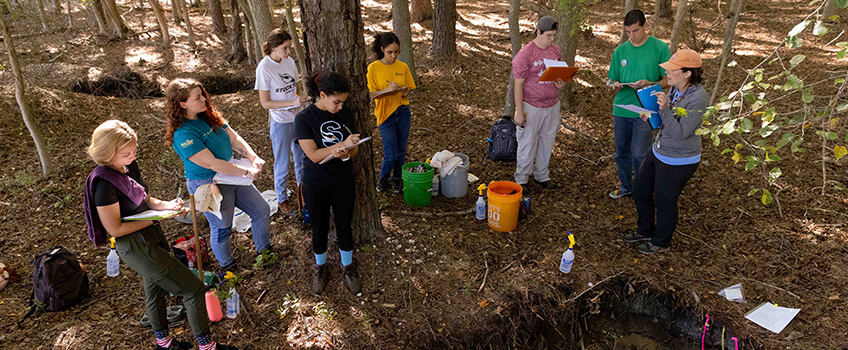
[559,232,576,274]
[475,184,487,220]
[427,158,439,197]
[226,286,240,319]
[107,237,120,277]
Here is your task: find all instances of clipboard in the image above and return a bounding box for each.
[123,209,182,221]
[538,59,579,82]
[635,84,663,129]
[319,136,373,164]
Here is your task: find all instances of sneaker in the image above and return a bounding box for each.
[609,189,631,199]
[392,179,403,194]
[534,179,559,189]
[623,229,651,243]
[278,200,296,217]
[155,340,192,350]
[341,262,362,295]
[312,264,330,295]
[636,242,669,254]
[376,178,389,192]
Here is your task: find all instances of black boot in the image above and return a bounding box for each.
[341,262,362,295]
[312,264,330,295]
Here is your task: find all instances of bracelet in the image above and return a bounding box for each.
[244,169,249,176]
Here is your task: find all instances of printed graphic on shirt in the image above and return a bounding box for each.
[320,121,344,147]
[275,73,297,94]
[180,139,194,148]
[533,60,553,84]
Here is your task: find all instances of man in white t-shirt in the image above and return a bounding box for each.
[255,29,310,215]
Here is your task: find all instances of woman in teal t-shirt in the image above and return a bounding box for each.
[165,78,271,273]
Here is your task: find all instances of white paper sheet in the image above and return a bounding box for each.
[319,136,373,164]
[213,158,255,186]
[615,104,653,114]
[122,209,182,221]
[543,58,569,68]
[745,302,800,334]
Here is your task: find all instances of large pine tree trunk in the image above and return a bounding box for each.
[246,0,274,57]
[149,0,170,47]
[556,0,580,108]
[655,0,672,18]
[283,0,308,87]
[710,0,744,104]
[36,0,50,32]
[300,0,383,243]
[228,0,247,62]
[91,0,108,34]
[504,0,521,117]
[178,0,196,48]
[0,12,53,176]
[104,0,131,36]
[410,0,432,23]
[669,0,688,51]
[619,0,638,44]
[208,0,227,41]
[392,0,420,86]
[429,0,455,57]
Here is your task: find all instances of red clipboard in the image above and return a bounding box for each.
[539,67,579,82]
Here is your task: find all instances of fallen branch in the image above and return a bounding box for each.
[561,121,600,142]
[256,289,269,304]
[564,271,624,303]
[741,277,801,299]
[400,208,474,217]
[478,252,489,292]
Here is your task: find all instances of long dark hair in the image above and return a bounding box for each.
[304,72,351,101]
[262,28,292,56]
[164,79,226,146]
[682,67,704,85]
[371,32,400,60]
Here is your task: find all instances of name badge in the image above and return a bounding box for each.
[621,59,627,66]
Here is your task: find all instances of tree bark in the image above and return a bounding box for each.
[410,0,432,23]
[710,0,744,104]
[619,0,637,44]
[283,0,308,89]
[300,0,383,243]
[36,0,50,32]
[504,0,521,117]
[655,0,672,18]
[556,0,580,107]
[669,0,688,52]
[392,0,420,86]
[246,0,274,57]
[178,0,196,48]
[0,12,53,176]
[822,0,836,22]
[171,0,183,25]
[238,0,261,64]
[430,0,456,57]
[91,0,108,34]
[228,0,247,62]
[149,0,170,47]
[66,0,72,28]
[103,0,131,36]
[208,0,227,41]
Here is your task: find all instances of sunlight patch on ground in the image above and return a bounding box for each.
[362,0,391,12]
[53,325,90,349]
[125,47,161,67]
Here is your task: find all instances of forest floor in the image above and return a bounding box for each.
[1,0,847,349]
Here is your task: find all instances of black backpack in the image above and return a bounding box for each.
[487,116,517,161]
[27,246,89,316]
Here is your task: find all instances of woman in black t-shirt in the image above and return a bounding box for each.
[295,72,362,296]
[83,120,236,350]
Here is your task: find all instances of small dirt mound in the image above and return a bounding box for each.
[71,67,162,99]
[195,75,255,95]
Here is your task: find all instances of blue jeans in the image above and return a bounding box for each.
[270,120,304,203]
[186,178,271,267]
[614,116,653,193]
[378,105,411,180]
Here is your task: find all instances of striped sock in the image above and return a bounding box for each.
[196,333,216,350]
[199,341,217,350]
[153,329,172,348]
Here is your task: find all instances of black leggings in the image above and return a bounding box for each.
[633,151,699,248]
[302,178,356,254]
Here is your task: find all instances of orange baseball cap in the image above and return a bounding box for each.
[660,49,702,70]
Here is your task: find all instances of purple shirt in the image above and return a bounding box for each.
[512,41,562,108]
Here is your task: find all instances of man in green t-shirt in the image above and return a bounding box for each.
[607,10,671,199]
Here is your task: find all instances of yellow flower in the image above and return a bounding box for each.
[224,271,236,280]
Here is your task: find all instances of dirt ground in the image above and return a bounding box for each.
[0,0,847,349]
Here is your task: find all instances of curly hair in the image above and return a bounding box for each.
[164,78,226,146]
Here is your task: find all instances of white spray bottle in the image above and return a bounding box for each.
[107,237,120,277]
[475,184,487,220]
[559,232,576,274]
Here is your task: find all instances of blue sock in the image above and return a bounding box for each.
[314,252,327,266]
[339,249,353,267]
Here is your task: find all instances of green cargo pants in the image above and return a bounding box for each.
[115,224,209,335]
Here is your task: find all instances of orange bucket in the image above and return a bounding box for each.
[487,181,522,232]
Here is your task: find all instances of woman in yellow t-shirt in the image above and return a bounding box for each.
[367,32,416,193]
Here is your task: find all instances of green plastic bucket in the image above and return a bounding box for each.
[402,162,434,207]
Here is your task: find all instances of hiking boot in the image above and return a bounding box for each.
[312,264,330,295]
[609,189,631,199]
[155,339,192,350]
[392,179,403,194]
[534,179,559,189]
[278,200,296,217]
[623,229,651,243]
[519,184,529,195]
[376,178,389,192]
[636,242,669,255]
[341,262,362,295]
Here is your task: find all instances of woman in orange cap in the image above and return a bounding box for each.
[623,49,707,254]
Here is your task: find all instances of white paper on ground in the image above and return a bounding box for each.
[744,302,800,334]
[233,190,278,233]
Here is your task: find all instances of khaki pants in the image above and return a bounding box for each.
[514,101,561,184]
[116,224,209,335]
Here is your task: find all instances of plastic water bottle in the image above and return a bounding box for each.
[106,237,120,277]
[226,287,239,319]
[559,232,576,273]
[475,184,487,220]
[432,175,439,197]
[205,290,223,322]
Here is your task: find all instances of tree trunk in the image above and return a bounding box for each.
[822,0,836,22]
[91,0,108,33]
[66,0,73,28]
[0,12,53,176]
[283,0,308,89]
[171,0,182,24]
[430,0,455,57]
[410,0,432,23]
[392,0,420,86]
[619,0,637,44]
[238,0,261,64]
[208,0,227,41]
[655,0,672,18]
[178,0,196,48]
[36,0,50,32]
[103,0,131,36]
[669,0,688,52]
[300,0,383,243]
[246,0,274,57]
[149,0,170,47]
[710,0,744,104]
[556,0,580,107]
[228,0,247,62]
[504,0,521,117]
